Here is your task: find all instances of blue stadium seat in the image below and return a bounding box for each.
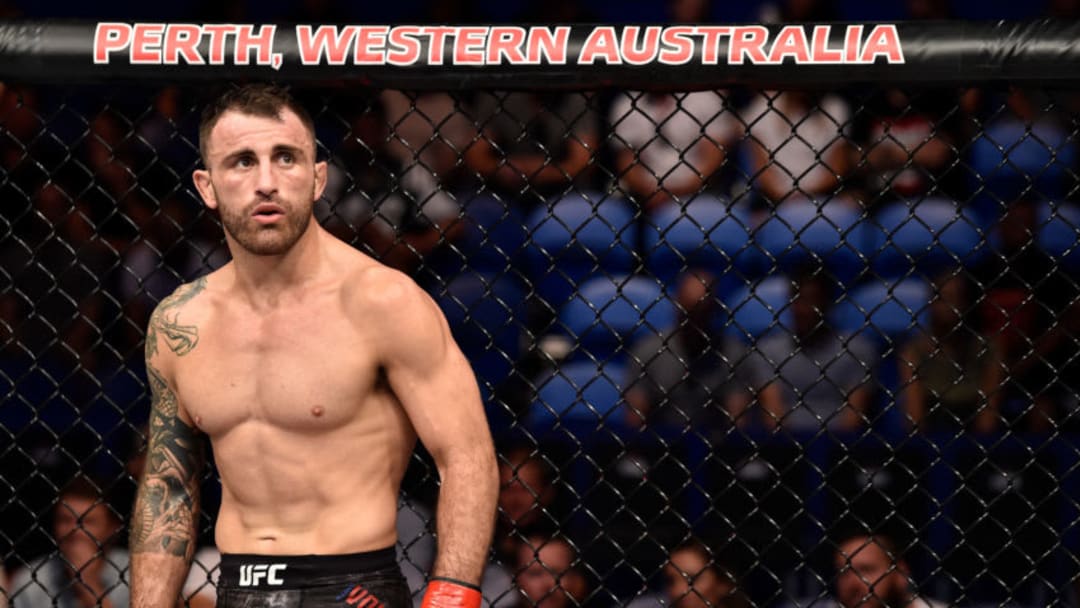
[867,198,986,278]
[1038,203,1080,272]
[755,200,866,284]
[722,276,792,343]
[530,361,628,441]
[643,195,762,290]
[830,278,932,347]
[424,194,529,280]
[968,116,1077,218]
[433,272,525,400]
[525,193,637,311]
[559,275,677,362]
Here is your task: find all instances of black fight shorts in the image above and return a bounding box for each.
[216,547,411,608]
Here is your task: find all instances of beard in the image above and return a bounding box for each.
[217,193,312,256]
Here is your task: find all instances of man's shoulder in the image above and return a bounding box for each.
[151,269,224,321]
[145,271,218,361]
[343,262,424,311]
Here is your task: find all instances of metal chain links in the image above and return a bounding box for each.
[2,83,1079,607]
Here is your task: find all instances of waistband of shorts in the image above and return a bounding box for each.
[218,547,397,589]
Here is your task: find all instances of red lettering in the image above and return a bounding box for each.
[810,25,842,63]
[860,24,904,64]
[203,25,236,65]
[845,25,863,63]
[354,26,388,64]
[163,24,203,64]
[234,24,275,65]
[94,23,132,64]
[768,26,810,64]
[387,26,423,65]
[424,26,455,64]
[131,23,165,64]
[699,26,733,64]
[621,26,661,65]
[296,25,357,65]
[526,26,569,64]
[486,27,526,64]
[658,26,695,65]
[579,26,621,65]
[728,26,769,64]
[346,587,368,605]
[454,27,488,65]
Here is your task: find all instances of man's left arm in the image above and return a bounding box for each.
[368,270,499,607]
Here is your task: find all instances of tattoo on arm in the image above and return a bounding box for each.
[133,279,207,559]
[146,277,207,359]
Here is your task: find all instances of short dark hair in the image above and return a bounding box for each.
[198,83,316,163]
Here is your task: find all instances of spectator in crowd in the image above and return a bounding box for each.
[319,90,473,274]
[465,91,600,202]
[514,535,588,608]
[3,184,118,354]
[396,447,553,607]
[9,477,127,608]
[624,270,750,429]
[743,91,854,205]
[662,540,746,608]
[857,88,962,203]
[834,532,944,608]
[967,89,1078,207]
[899,272,1003,434]
[742,269,877,432]
[974,200,1077,430]
[496,447,560,565]
[1016,300,1080,432]
[609,90,742,211]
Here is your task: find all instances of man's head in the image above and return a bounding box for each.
[834,533,911,608]
[499,447,557,530]
[515,535,587,608]
[663,540,743,608]
[193,84,327,256]
[54,477,120,570]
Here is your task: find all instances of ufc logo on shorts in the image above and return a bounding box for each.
[238,564,287,587]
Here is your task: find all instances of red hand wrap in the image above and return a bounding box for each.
[421,578,482,608]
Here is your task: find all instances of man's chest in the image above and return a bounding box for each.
[171,310,381,435]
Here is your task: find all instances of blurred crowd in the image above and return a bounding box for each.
[5,0,1080,606]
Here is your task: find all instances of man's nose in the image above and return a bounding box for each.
[256,160,278,199]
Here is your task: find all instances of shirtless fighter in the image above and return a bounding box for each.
[129,84,499,608]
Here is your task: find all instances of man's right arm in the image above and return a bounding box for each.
[131,288,207,608]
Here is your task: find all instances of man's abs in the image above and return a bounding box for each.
[208,407,415,555]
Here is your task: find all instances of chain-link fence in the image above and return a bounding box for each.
[4,23,1080,608]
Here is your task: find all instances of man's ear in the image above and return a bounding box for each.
[193,168,217,210]
[313,160,328,202]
